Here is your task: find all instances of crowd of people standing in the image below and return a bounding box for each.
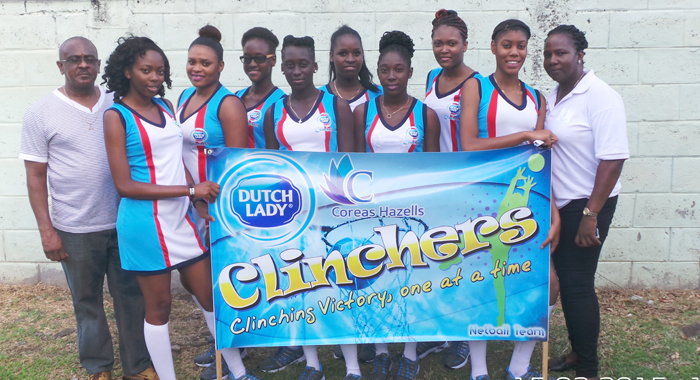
[20,8,628,380]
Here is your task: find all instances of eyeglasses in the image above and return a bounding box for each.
[239,54,275,64]
[59,55,99,65]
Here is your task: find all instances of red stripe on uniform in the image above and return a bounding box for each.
[318,102,330,152]
[277,108,293,150]
[248,103,264,148]
[526,90,538,113]
[425,76,438,98]
[487,90,499,138]
[133,115,171,267]
[184,213,207,252]
[408,112,417,153]
[195,105,208,184]
[450,92,461,151]
[367,114,380,153]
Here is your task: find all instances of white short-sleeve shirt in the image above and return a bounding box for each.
[544,70,629,208]
[19,87,120,233]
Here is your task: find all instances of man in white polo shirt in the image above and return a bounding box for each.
[20,37,157,380]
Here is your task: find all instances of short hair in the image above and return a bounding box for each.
[59,36,97,59]
[189,25,224,62]
[431,9,468,41]
[546,25,589,52]
[241,27,279,53]
[491,19,531,41]
[378,30,415,65]
[101,36,172,102]
[281,35,315,61]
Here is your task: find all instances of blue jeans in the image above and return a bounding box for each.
[57,228,151,376]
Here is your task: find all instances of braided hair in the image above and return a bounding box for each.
[491,19,531,41]
[190,25,224,62]
[102,36,172,102]
[282,35,315,61]
[546,25,588,52]
[431,9,468,40]
[241,27,279,53]
[378,30,415,65]
[329,25,379,93]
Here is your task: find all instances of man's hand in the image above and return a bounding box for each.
[41,230,68,261]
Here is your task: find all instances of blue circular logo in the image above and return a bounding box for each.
[318,113,331,125]
[191,129,208,144]
[215,152,315,245]
[231,176,302,228]
[249,110,261,122]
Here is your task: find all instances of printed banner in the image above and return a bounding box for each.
[208,145,551,349]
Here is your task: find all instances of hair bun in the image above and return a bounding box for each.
[378,30,415,58]
[435,9,448,18]
[199,25,222,42]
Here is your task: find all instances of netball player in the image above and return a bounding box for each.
[352,31,439,380]
[458,19,559,380]
[236,27,286,149]
[102,36,260,380]
[176,25,258,380]
[424,9,480,154]
[322,25,382,112]
[263,35,357,380]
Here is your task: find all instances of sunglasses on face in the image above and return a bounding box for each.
[60,55,99,65]
[239,54,275,64]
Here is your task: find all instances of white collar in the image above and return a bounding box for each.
[550,70,595,105]
[53,86,106,114]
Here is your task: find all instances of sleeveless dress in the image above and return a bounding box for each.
[424,68,481,152]
[177,83,237,237]
[320,84,382,112]
[236,86,285,149]
[110,98,207,274]
[475,74,541,139]
[363,97,426,153]
[271,90,339,152]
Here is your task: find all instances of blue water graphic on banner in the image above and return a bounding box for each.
[207,145,551,349]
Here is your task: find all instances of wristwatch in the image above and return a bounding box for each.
[582,207,598,217]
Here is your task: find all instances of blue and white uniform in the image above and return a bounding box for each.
[424,68,481,152]
[177,83,236,237]
[363,97,426,153]
[178,83,236,184]
[320,84,382,112]
[236,86,285,149]
[475,74,541,139]
[271,90,339,152]
[110,98,207,274]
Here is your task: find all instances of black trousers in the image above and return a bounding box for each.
[552,196,617,378]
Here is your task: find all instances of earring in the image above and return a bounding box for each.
[578,60,582,64]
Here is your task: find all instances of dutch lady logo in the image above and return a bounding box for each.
[191,128,208,146]
[231,176,302,228]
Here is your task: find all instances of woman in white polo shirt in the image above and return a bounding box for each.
[543,25,628,380]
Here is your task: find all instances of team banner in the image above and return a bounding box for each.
[207,145,551,349]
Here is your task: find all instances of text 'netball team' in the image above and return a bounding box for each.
[20,8,627,380]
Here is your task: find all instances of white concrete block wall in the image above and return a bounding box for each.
[0,0,697,288]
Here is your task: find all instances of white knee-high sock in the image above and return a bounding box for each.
[143,321,176,380]
[509,305,556,377]
[509,340,536,376]
[303,345,321,370]
[199,303,246,379]
[469,340,488,378]
[403,342,417,361]
[340,344,361,376]
[375,343,389,355]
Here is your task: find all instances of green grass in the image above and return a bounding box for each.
[1,285,699,380]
